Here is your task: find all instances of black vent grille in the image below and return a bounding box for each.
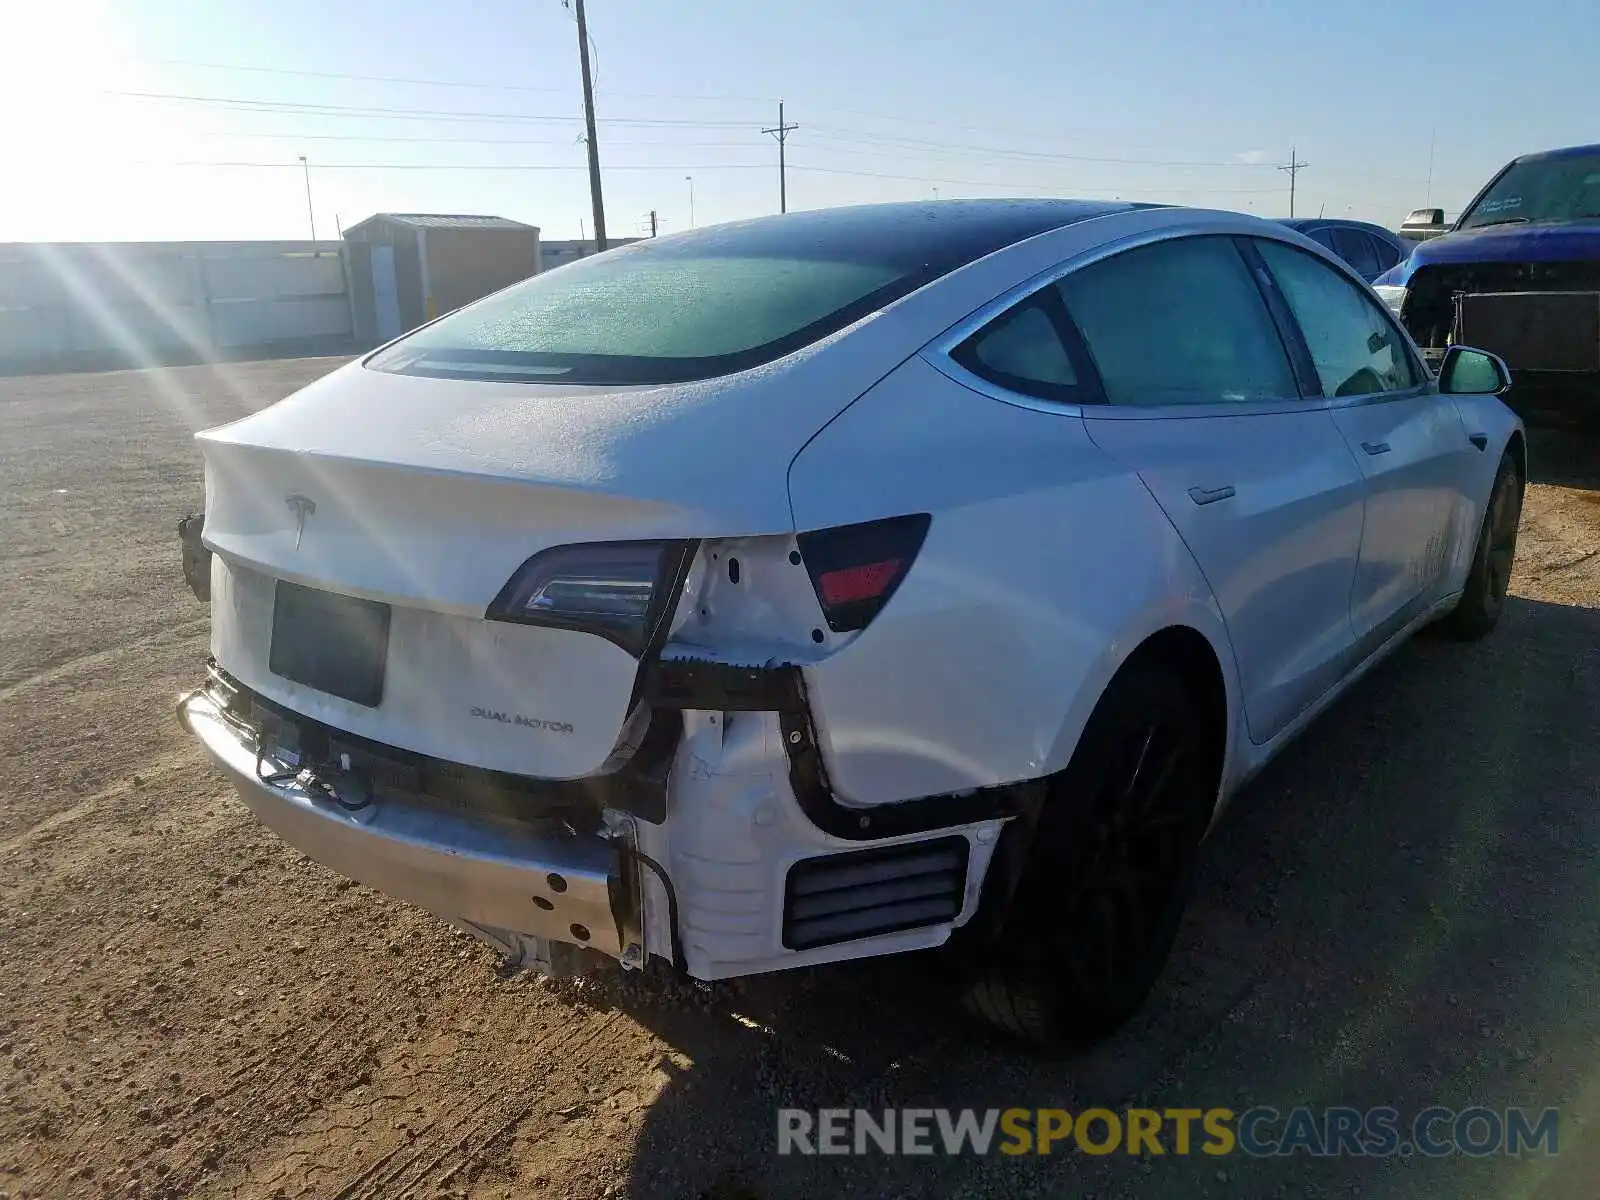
[783,836,970,951]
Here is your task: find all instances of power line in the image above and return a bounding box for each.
[116,53,1266,157]
[129,55,777,104]
[788,163,1282,194]
[109,89,759,127]
[147,160,771,171]
[174,126,1453,187]
[186,131,779,149]
[807,124,1282,169]
[107,60,1465,192]
[106,90,1444,188]
[117,158,1282,189]
[193,131,585,145]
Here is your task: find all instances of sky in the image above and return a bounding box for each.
[2,0,1598,244]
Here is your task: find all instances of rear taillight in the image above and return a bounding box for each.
[486,540,696,656]
[796,514,930,632]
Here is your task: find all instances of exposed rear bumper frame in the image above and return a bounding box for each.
[179,679,637,961]
[642,658,1033,841]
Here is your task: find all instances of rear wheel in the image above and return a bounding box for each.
[961,662,1216,1048]
[1436,453,1523,641]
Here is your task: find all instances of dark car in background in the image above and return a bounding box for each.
[1275,218,1409,282]
[1374,143,1600,425]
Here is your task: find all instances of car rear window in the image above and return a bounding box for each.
[367,201,1134,385]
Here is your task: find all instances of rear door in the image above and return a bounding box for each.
[1065,235,1366,745]
[1251,237,1473,652]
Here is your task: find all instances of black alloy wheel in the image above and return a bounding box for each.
[963,662,1216,1048]
[1438,453,1523,640]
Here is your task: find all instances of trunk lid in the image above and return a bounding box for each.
[197,356,854,779]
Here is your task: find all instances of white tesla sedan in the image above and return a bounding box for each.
[179,200,1524,1046]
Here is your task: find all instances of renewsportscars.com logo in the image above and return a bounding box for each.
[777,1106,1561,1158]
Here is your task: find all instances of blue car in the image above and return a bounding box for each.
[1275,218,1409,282]
[1372,143,1600,423]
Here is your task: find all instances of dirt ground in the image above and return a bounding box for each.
[1,357,1596,1200]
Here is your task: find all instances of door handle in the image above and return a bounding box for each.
[1361,440,1391,455]
[1187,484,1236,506]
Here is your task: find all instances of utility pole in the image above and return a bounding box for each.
[762,101,799,214]
[649,209,658,237]
[684,175,695,228]
[298,155,317,248]
[569,0,607,251]
[1279,147,1309,219]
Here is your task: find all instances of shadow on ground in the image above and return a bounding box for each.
[602,596,1598,1199]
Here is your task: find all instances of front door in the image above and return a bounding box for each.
[1327,393,1468,645]
[1252,238,1468,650]
[1058,234,1365,745]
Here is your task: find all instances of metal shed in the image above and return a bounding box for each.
[342,213,541,346]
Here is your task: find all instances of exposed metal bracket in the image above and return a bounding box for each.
[643,658,1030,841]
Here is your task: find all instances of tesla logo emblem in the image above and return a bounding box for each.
[285,494,316,549]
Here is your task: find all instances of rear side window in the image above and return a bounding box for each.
[1368,233,1402,273]
[1307,228,1340,253]
[1057,236,1299,406]
[1331,228,1382,278]
[950,291,1081,402]
[1255,239,1421,397]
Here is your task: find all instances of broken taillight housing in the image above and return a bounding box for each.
[486,540,697,656]
[796,514,931,632]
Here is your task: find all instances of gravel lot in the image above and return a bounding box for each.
[1,357,1596,1199]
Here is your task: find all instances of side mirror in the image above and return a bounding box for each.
[1439,345,1511,396]
[1400,206,1450,243]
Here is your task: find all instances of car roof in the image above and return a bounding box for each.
[626,199,1152,266]
[1513,142,1600,163]
[1275,217,1401,240]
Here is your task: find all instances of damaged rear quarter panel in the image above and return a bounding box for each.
[786,356,1237,808]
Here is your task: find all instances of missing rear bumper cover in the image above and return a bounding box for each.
[643,658,1028,840]
[194,661,678,826]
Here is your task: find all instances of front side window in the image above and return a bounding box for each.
[950,291,1080,401]
[1255,239,1421,397]
[1056,236,1298,406]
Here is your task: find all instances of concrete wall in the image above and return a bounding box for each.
[0,241,354,374]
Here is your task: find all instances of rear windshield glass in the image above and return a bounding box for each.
[1457,151,1600,229]
[366,201,1128,385]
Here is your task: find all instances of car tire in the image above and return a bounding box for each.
[1436,453,1523,642]
[960,661,1216,1048]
